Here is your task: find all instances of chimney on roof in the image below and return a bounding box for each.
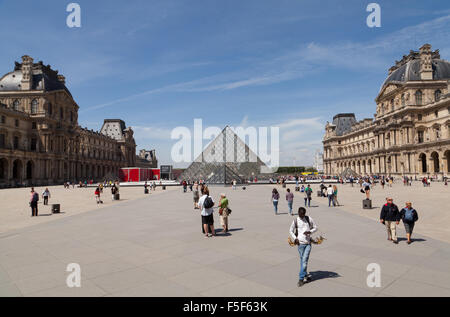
[20,55,33,90]
[419,44,433,80]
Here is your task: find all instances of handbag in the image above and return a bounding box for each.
[288,218,298,246]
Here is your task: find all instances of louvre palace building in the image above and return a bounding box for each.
[0,55,136,187]
[323,44,450,179]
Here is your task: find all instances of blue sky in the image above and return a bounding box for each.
[1,0,450,167]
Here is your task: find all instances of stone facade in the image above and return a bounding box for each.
[0,55,136,187]
[323,45,450,179]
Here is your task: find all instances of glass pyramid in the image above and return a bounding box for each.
[179,126,269,184]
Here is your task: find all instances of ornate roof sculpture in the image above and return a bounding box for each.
[179,126,268,184]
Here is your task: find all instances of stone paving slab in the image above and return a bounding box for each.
[1,184,450,297]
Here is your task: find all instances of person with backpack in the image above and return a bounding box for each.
[199,186,215,237]
[29,187,39,217]
[272,188,280,215]
[286,188,294,216]
[304,184,312,207]
[380,197,401,244]
[400,202,419,244]
[290,207,318,287]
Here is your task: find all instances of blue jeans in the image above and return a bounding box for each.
[328,194,335,207]
[288,201,293,215]
[297,243,311,280]
[273,200,278,214]
[304,197,311,207]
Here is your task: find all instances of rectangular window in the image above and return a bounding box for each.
[32,122,37,129]
[31,138,37,151]
[418,114,422,121]
[1,116,5,124]
[418,131,424,144]
[15,119,19,127]
[14,136,19,149]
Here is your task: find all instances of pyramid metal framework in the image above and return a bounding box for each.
[339,167,360,179]
[179,126,269,184]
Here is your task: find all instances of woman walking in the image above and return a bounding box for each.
[400,202,419,244]
[219,193,230,233]
[272,188,280,215]
[332,185,340,206]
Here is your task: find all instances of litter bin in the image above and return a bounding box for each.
[363,199,372,209]
[52,204,60,214]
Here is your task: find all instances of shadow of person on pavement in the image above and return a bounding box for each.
[308,270,340,282]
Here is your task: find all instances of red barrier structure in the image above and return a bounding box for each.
[119,167,160,182]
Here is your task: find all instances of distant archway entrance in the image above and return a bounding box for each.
[431,152,439,173]
[26,161,33,179]
[419,153,427,173]
[13,159,22,180]
[0,158,7,179]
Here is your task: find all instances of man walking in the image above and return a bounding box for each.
[290,207,318,287]
[286,188,294,216]
[380,197,400,244]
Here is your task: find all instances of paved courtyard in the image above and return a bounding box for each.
[1,183,450,297]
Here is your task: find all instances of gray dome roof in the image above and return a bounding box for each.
[0,70,72,97]
[382,59,450,87]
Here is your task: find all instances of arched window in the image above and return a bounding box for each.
[13,99,20,111]
[435,90,441,101]
[31,99,38,114]
[415,90,423,105]
[60,107,64,119]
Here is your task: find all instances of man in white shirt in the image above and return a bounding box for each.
[290,207,318,286]
[326,185,335,207]
[198,186,215,237]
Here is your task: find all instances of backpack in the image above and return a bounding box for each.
[404,208,415,222]
[203,195,214,209]
[32,192,39,202]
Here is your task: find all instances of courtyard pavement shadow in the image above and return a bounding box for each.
[309,270,341,282]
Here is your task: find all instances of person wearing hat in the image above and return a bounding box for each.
[380,197,400,244]
[400,202,419,244]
